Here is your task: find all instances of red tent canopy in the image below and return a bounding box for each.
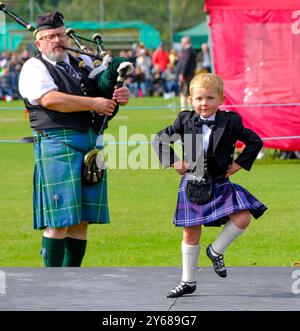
[204,0,300,150]
[205,0,300,10]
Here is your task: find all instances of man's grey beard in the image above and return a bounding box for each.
[45,50,68,62]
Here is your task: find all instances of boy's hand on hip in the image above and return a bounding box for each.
[226,161,241,178]
[172,160,190,176]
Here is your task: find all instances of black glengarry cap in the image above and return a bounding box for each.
[36,11,64,32]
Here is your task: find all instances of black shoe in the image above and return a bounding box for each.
[206,244,227,278]
[166,281,196,298]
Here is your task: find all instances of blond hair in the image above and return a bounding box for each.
[190,73,224,97]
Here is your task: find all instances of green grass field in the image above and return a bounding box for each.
[0,98,299,267]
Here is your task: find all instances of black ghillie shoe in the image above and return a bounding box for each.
[206,244,227,278]
[166,281,196,298]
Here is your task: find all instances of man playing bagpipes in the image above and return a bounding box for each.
[18,11,133,267]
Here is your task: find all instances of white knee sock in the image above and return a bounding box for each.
[181,241,200,283]
[211,220,246,255]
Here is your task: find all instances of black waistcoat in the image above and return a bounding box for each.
[24,53,108,133]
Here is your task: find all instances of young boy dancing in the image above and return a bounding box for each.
[153,73,267,298]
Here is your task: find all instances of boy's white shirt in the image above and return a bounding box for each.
[199,113,216,152]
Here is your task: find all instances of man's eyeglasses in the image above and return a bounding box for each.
[38,32,68,42]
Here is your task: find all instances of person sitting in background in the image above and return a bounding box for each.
[280,150,300,159]
[127,65,146,97]
[0,67,14,101]
[135,47,153,97]
[162,63,179,96]
[8,52,22,99]
[151,64,165,97]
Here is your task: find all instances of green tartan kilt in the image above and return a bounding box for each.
[32,128,109,230]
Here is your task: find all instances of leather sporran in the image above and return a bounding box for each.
[82,149,105,185]
[186,174,214,205]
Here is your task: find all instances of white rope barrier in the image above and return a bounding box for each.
[1,102,300,111]
[1,103,300,144]
[1,136,300,144]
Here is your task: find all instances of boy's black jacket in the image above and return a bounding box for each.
[153,110,263,177]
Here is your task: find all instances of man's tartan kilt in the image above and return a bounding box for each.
[32,128,109,230]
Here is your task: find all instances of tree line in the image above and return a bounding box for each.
[6,0,206,44]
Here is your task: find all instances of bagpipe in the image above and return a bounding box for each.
[0,2,134,97]
[63,27,135,97]
[0,2,134,185]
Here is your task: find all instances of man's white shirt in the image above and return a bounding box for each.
[18,54,94,105]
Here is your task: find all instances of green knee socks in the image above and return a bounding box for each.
[62,237,87,267]
[41,236,87,267]
[41,237,65,267]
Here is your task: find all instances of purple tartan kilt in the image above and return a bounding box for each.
[174,176,267,227]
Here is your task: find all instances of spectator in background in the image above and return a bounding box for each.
[152,42,169,73]
[177,36,197,110]
[162,63,179,96]
[119,50,128,58]
[127,65,146,97]
[126,49,136,66]
[8,52,22,99]
[136,47,153,96]
[169,48,179,67]
[0,67,14,101]
[197,43,211,73]
[0,51,10,71]
[151,64,165,96]
[280,150,300,159]
[19,49,31,66]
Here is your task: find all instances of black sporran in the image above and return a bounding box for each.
[82,149,105,185]
[186,174,214,205]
